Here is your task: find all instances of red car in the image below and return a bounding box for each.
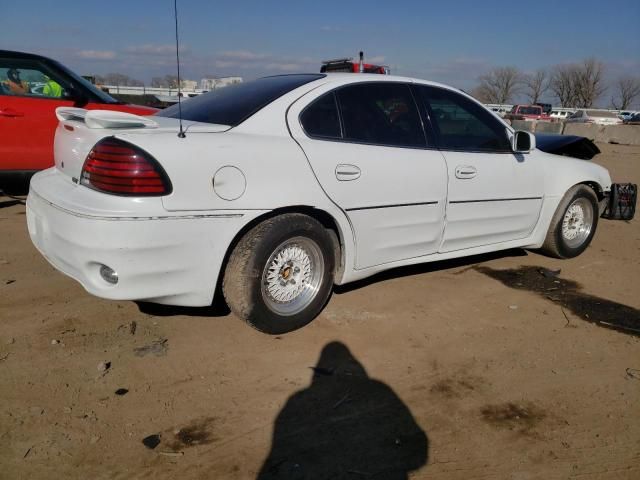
[0,50,156,187]
[504,104,551,122]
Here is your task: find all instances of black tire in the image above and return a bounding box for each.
[540,185,599,259]
[222,214,335,334]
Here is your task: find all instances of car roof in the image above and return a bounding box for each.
[0,50,52,61]
[320,72,457,90]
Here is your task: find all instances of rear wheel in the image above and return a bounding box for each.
[223,214,335,334]
[541,185,599,258]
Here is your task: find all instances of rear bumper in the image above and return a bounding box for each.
[27,170,259,307]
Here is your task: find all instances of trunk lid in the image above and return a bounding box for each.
[53,108,229,183]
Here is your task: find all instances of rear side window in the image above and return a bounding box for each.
[300,92,341,139]
[336,83,426,148]
[157,74,324,126]
[417,86,511,152]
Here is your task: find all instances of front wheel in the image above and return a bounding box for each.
[540,185,599,259]
[222,214,335,334]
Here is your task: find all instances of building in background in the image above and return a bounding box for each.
[200,77,242,91]
[180,79,198,91]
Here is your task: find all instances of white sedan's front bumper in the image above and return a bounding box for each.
[26,169,259,307]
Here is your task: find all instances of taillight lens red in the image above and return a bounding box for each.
[81,138,172,196]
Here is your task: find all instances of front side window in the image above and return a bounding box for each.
[417,86,511,152]
[336,83,426,148]
[0,58,69,99]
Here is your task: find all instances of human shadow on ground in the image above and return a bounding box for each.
[476,265,640,336]
[257,341,428,480]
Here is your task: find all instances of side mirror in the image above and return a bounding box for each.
[512,130,535,153]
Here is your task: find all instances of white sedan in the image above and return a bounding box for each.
[565,109,623,125]
[27,73,614,333]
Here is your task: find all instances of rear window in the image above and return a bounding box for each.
[586,110,618,118]
[156,74,324,126]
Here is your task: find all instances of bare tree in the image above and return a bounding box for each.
[151,75,179,88]
[469,85,493,104]
[101,73,143,87]
[611,77,640,110]
[573,58,606,107]
[523,69,548,104]
[476,67,522,104]
[550,64,579,107]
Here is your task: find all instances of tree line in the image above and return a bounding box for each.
[471,58,640,109]
[93,74,181,88]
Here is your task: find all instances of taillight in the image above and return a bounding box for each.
[80,138,172,196]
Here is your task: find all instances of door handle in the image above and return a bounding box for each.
[455,165,477,179]
[335,164,361,181]
[0,108,25,117]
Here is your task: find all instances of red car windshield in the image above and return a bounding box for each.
[518,106,542,115]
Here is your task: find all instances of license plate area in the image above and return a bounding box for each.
[602,183,637,220]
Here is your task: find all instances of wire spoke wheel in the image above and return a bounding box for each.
[261,236,325,316]
[561,197,594,249]
[223,213,335,333]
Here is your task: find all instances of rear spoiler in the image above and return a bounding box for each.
[55,107,158,129]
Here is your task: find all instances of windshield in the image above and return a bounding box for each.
[51,59,120,104]
[519,106,542,115]
[157,74,324,126]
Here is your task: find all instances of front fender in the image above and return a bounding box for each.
[538,150,612,198]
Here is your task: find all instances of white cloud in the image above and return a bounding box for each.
[76,50,116,60]
[124,44,189,55]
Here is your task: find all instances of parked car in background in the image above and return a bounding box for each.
[624,113,640,125]
[0,50,157,187]
[535,102,552,115]
[550,110,575,121]
[504,104,551,121]
[565,110,623,125]
[489,106,509,117]
[617,111,637,121]
[26,72,629,334]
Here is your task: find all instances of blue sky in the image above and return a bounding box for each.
[2,0,639,98]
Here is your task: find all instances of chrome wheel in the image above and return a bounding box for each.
[261,237,325,316]
[561,198,594,249]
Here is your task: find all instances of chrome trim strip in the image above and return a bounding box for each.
[346,201,438,212]
[449,196,542,204]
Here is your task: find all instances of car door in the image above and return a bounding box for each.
[414,85,544,252]
[0,56,79,171]
[287,81,448,269]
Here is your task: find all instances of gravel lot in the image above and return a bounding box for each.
[1,143,639,479]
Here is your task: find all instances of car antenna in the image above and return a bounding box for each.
[173,0,186,138]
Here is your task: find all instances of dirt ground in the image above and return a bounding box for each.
[1,143,639,480]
